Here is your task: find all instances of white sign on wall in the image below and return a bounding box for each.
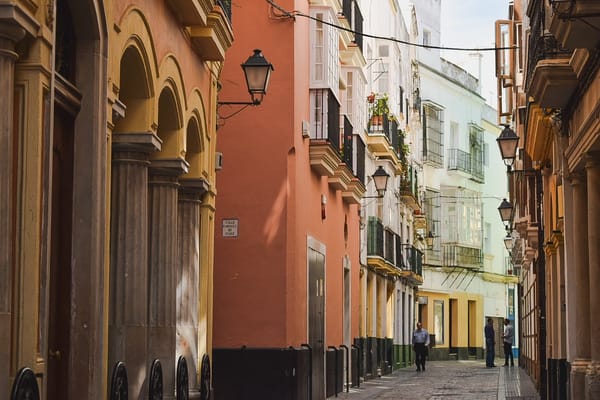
[222,219,239,237]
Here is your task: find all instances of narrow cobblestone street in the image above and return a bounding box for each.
[336,360,540,400]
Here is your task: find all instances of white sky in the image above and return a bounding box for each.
[440,0,509,108]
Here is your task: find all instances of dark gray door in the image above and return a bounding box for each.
[309,248,325,400]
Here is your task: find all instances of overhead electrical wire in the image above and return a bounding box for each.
[266,0,519,52]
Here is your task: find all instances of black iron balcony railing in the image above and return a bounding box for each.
[402,245,423,276]
[368,114,400,156]
[342,115,354,170]
[447,148,471,174]
[399,172,418,197]
[442,244,483,269]
[391,119,400,157]
[217,0,232,22]
[525,0,572,91]
[356,135,366,184]
[447,148,484,182]
[367,217,384,258]
[384,229,395,264]
[399,166,420,210]
[343,0,353,26]
[395,235,403,268]
[328,91,341,151]
[354,2,363,51]
[311,89,343,156]
[366,218,423,277]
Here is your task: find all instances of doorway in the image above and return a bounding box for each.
[308,246,325,400]
[47,103,74,399]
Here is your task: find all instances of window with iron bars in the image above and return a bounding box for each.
[424,189,441,261]
[422,103,444,167]
[469,124,484,182]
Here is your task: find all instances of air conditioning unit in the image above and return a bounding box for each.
[215,152,223,170]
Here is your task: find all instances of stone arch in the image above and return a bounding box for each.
[186,89,210,178]
[153,55,186,159]
[114,44,155,133]
[156,85,183,159]
[185,113,203,177]
[113,7,159,132]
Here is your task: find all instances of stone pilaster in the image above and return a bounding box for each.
[147,160,188,400]
[568,172,590,400]
[586,153,600,399]
[0,22,25,396]
[109,132,160,398]
[176,179,207,397]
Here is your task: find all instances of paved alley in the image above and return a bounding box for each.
[335,360,540,400]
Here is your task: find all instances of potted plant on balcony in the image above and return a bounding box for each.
[368,93,389,126]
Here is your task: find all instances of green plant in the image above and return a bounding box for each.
[370,94,389,117]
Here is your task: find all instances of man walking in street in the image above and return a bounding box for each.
[485,318,496,367]
[413,321,430,372]
[502,318,515,366]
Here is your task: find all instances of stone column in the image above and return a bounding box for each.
[147,160,187,400]
[0,23,25,396]
[568,172,590,400]
[176,179,207,397]
[586,154,600,399]
[109,133,160,399]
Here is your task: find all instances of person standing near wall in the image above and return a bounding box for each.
[413,321,430,372]
[485,318,496,368]
[502,318,515,366]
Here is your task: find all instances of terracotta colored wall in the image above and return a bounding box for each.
[214,0,361,349]
[214,0,299,348]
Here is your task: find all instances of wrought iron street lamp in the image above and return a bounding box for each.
[363,166,390,199]
[504,234,514,251]
[496,125,519,166]
[372,166,390,197]
[498,198,514,224]
[218,49,274,106]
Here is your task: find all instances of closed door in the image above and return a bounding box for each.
[308,249,325,400]
[47,104,74,399]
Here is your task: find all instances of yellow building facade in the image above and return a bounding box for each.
[0,0,231,398]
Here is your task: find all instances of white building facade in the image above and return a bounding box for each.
[411,0,517,361]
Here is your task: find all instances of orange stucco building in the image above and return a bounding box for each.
[213,1,365,399]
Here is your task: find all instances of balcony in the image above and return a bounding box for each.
[526,1,576,107]
[442,244,482,269]
[549,0,600,49]
[528,57,577,108]
[400,245,423,285]
[366,115,403,174]
[447,148,484,183]
[309,91,364,203]
[398,168,420,212]
[167,0,214,25]
[189,2,233,61]
[447,148,471,175]
[339,0,366,67]
[366,218,423,284]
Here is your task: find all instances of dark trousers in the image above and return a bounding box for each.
[414,343,427,370]
[486,339,495,367]
[503,342,514,365]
